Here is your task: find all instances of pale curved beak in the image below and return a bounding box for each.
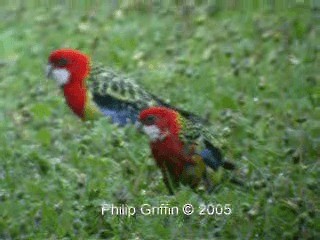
[135,121,143,133]
[46,64,53,78]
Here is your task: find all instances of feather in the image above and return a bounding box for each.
[86,64,206,125]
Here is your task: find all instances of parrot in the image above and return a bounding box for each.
[46,48,205,126]
[137,106,235,195]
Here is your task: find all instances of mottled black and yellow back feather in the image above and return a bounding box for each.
[86,63,206,125]
[177,113,235,171]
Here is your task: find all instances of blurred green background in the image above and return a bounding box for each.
[0,1,319,239]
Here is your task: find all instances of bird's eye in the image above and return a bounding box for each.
[57,58,68,67]
[144,115,155,125]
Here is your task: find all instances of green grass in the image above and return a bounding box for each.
[0,1,319,239]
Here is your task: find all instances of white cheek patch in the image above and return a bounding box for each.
[143,125,161,142]
[52,68,70,86]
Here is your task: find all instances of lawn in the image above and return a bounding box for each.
[0,1,319,239]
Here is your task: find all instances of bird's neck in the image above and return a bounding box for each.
[63,81,87,119]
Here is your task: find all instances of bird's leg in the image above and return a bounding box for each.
[161,167,175,195]
[203,170,214,193]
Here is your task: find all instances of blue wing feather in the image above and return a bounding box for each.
[99,107,138,126]
[200,140,235,171]
[200,149,223,170]
[93,94,140,126]
[199,140,223,170]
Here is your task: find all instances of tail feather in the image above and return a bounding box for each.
[222,160,236,170]
[151,94,209,124]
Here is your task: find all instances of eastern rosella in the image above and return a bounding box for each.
[46,48,204,125]
[138,106,235,194]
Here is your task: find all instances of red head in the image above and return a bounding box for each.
[47,48,90,87]
[46,48,91,118]
[138,107,181,142]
